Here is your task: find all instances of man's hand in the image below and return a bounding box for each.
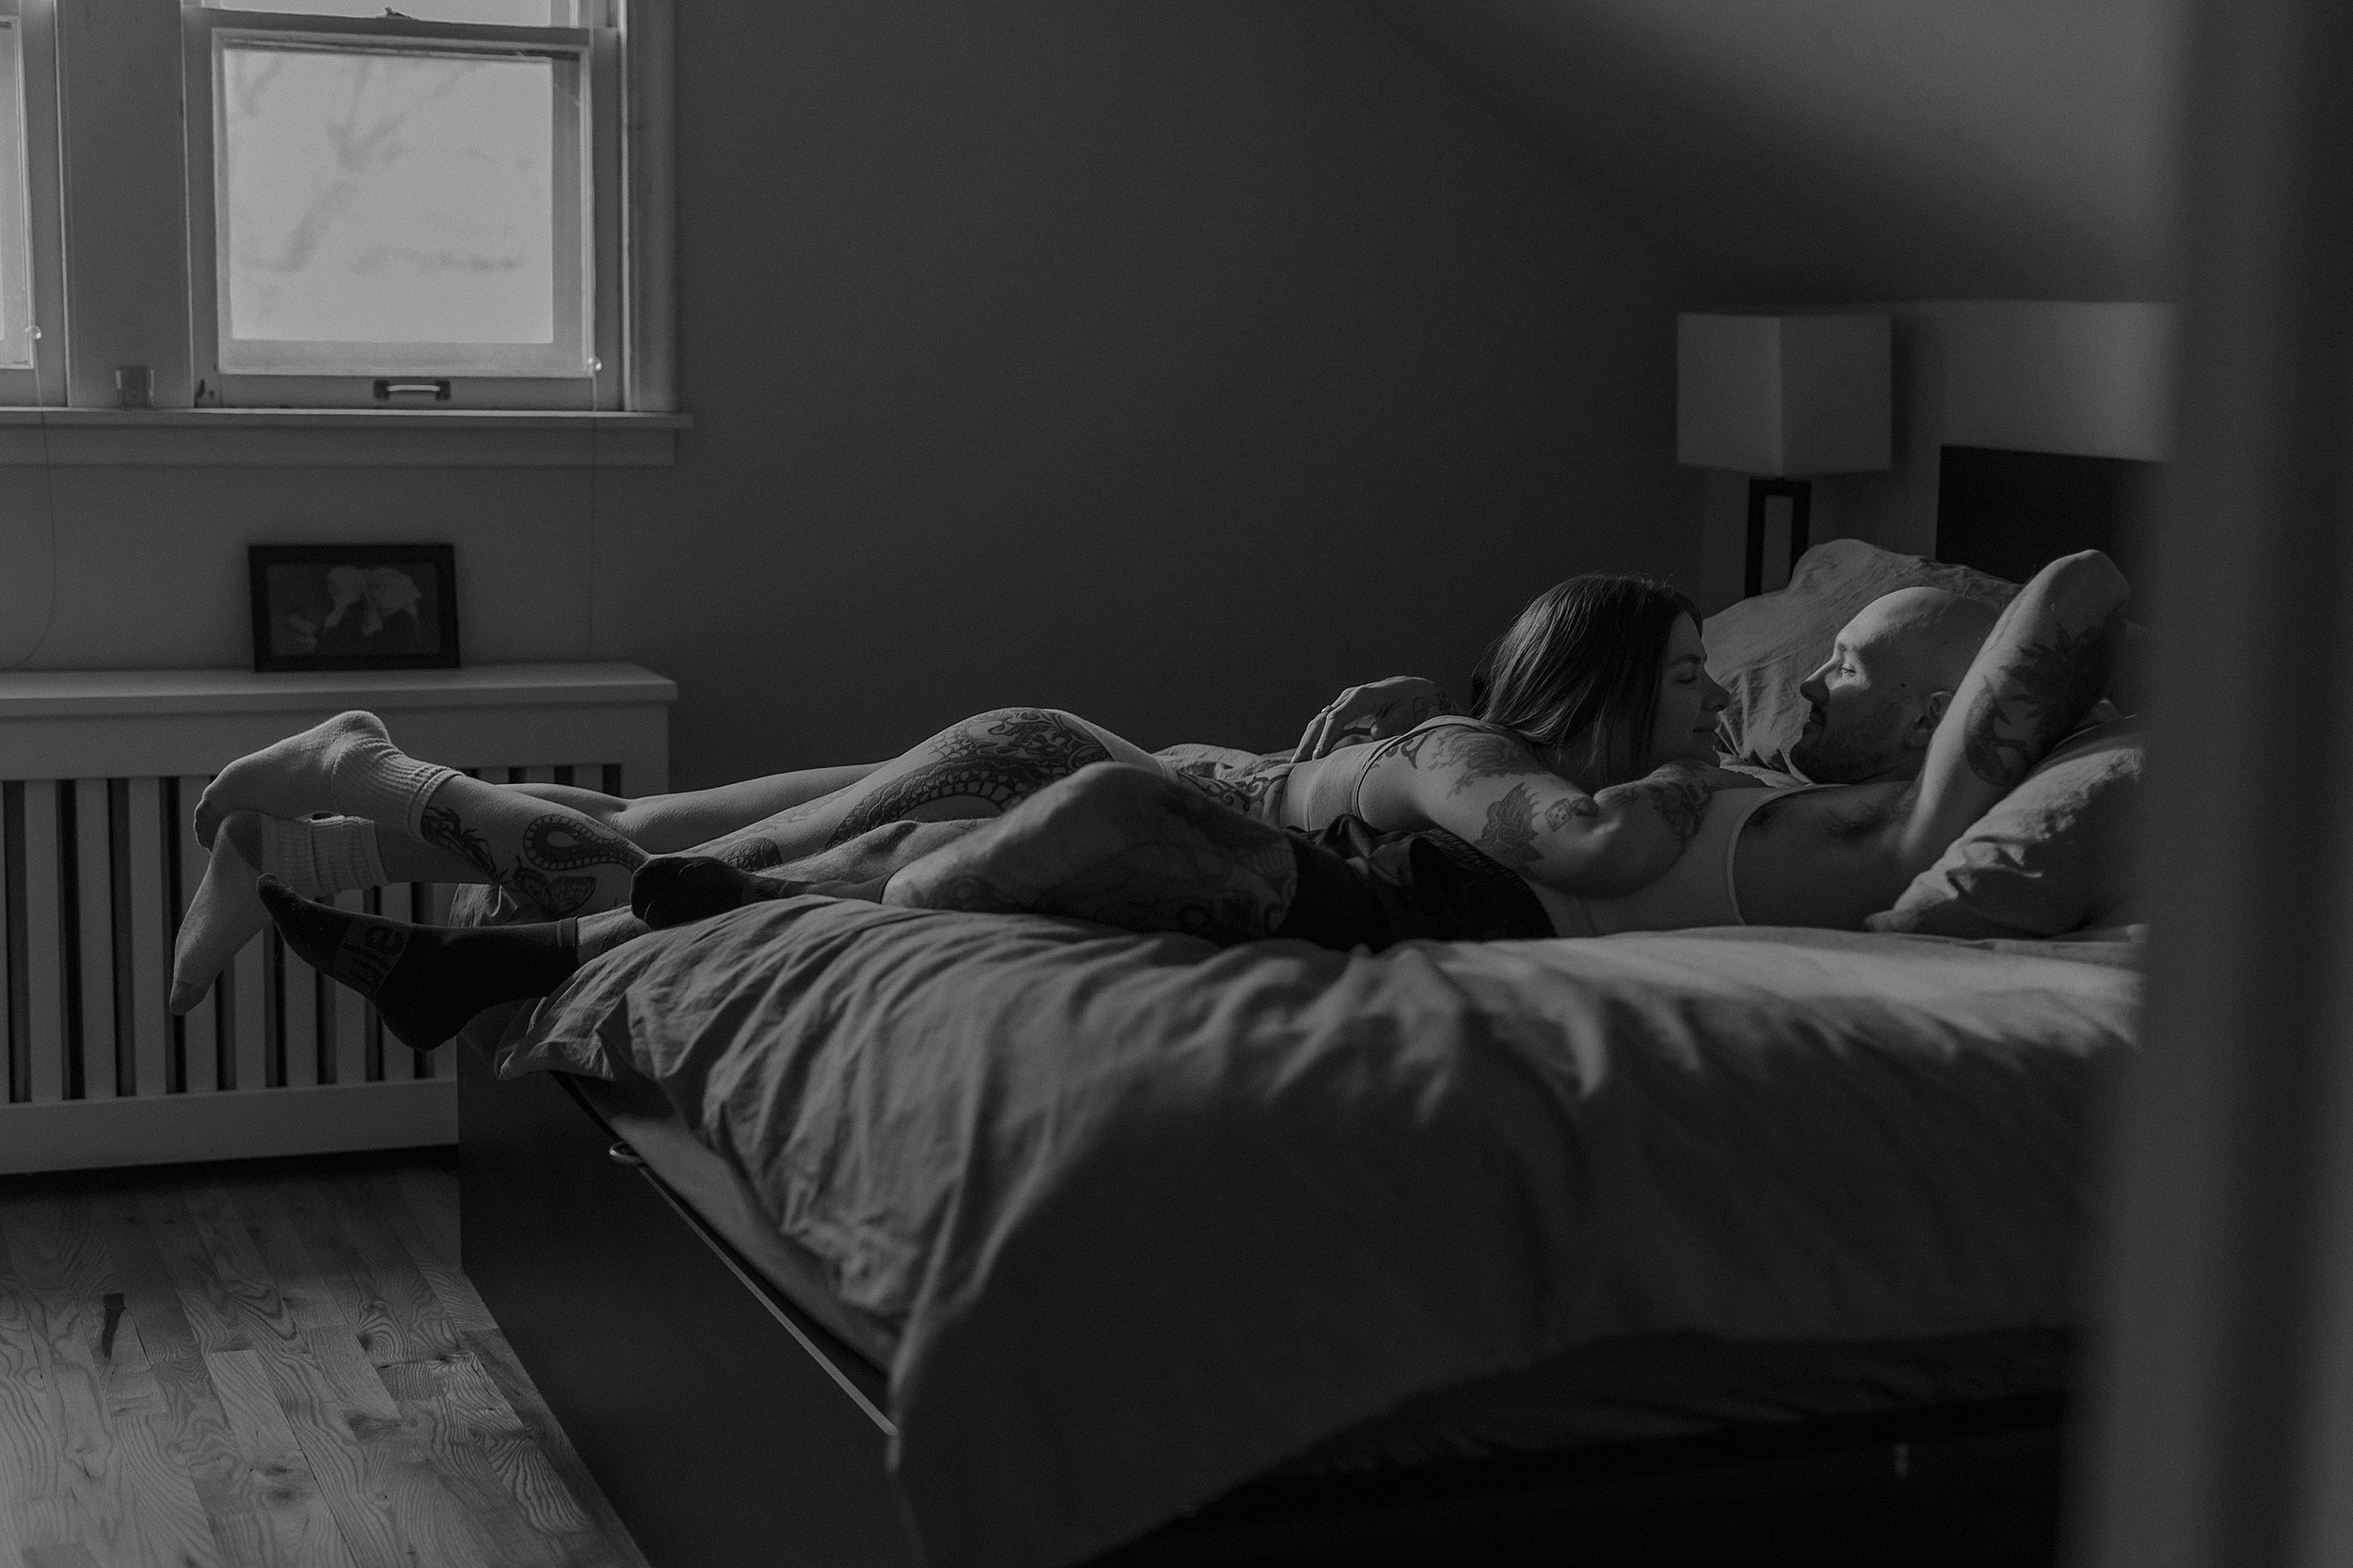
[1293,677,1458,761]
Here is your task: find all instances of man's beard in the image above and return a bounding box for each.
[1787,702,1906,783]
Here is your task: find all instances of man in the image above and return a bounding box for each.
[1787,587,2005,786]
[250,549,2129,1053]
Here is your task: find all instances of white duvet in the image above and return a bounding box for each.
[495,899,2136,1568]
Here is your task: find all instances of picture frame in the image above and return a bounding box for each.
[248,543,460,673]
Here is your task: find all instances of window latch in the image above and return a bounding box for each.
[374,378,451,403]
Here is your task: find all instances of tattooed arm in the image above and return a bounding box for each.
[1895,549,2131,872]
[1362,723,1725,897]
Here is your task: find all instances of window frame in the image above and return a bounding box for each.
[0,0,668,418]
[0,0,64,407]
[180,4,625,410]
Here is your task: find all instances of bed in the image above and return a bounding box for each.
[460,909,2134,1568]
[456,453,2148,1567]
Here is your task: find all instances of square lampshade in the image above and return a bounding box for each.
[1676,313,1892,477]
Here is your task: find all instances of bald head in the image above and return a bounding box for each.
[1846,588,2000,690]
[1787,587,2001,783]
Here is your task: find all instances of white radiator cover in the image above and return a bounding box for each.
[0,663,673,1173]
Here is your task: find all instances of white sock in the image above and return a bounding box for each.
[332,749,458,840]
[255,815,391,899]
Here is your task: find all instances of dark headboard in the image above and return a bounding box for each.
[1934,445,2160,587]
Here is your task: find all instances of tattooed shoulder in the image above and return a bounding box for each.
[1390,723,1557,798]
[1593,763,1714,844]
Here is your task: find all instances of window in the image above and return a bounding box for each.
[0,0,60,405]
[187,0,621,407]
[0,0,666,414]
[0,15,34,370]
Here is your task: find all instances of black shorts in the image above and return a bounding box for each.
[1268,816,1555,952]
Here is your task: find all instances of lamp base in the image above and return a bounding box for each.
[1745,478,1812,599]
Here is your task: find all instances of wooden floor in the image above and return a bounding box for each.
[0,1147,652,1568]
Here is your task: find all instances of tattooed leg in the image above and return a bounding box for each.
[406,772,648,919]
[676,707,1166,870]
[883,762,1298,945]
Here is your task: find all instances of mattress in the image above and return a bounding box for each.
[571,1061,2068,1471]
[573,1067,903,1374]
[490,897,2137,1568]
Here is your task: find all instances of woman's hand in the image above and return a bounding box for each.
[1293,677,1458,760]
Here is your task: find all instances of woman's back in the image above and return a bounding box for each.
[1279,717,1484,833]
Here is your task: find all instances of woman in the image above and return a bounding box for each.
[171,575,1731,1012]
[1271,574,1740,897]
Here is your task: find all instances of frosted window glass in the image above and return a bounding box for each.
[0,21,31,370]
[200,1,566,24]
[220,44,555,345]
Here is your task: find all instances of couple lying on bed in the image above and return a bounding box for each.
[167,547,2128,1053]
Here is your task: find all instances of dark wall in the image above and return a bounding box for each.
[588,2,1699,785]
[1369,0,2182,306]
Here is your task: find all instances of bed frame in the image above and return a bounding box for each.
[457,1041,2071,1567]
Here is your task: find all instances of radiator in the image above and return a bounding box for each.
[0,664,675,1173]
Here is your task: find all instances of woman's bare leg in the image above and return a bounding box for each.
[192,712,882,852]
[408,707,1154,898]
[198,708,1153,872]
[503,762,884,854]
[173,717,647,1013]
[679,708,1166,871]
[188,705,1168,1011]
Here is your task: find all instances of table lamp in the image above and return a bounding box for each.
[1677,313,1893,597]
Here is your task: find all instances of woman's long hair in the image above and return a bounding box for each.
[1472,573,1702,783]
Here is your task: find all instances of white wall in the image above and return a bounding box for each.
[1695,301,2176,609]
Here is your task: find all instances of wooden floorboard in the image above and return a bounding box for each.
[0,1152,652,1568]
[0,1185,217,1568]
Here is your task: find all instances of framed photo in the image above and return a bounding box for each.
[248,544,460,673]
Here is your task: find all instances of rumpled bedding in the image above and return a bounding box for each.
[493,899,2136,1568]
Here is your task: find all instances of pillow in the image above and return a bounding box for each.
[1865,722,2143,939]
[1703,538,2019,769]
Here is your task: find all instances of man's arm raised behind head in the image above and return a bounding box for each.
[1894,550,2132,874]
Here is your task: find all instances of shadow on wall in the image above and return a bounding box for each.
[588,1,1707,783]
[1365,0,2183,303]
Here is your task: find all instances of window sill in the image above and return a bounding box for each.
[0,408,691,467]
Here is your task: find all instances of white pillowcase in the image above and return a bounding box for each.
[1702,539,2020,771]
[1867,722,2143,938]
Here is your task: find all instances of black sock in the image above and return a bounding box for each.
[632,855,805,929]
[257,875,582,1052]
